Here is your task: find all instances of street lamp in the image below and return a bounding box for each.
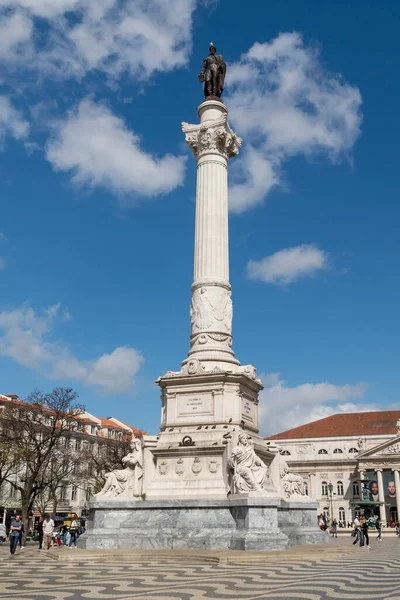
[328,482,334,524]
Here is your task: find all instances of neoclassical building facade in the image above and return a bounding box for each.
[267,411,400,526]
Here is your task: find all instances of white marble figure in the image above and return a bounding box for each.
[273,453,307,501]
[190,287,213,331]
[95,436,143,500]
[229,432,268,493]
[190,287,232,333]
[396,418,400,433]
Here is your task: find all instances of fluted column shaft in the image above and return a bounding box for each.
[194,154,229,284]
[181,100,242,371]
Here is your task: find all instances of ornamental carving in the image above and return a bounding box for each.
[182,116,242,160]
[382,443,400,454]
[175,458,185,476]
[158,461,169,475]
[190,286,232,334]
[208,459,219,474]
[296,446,309,454]
[192,457,202,475]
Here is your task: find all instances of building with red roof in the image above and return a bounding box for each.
[0,394,146,522]
[266,411,400,527]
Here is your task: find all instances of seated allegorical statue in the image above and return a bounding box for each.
[95,435,143,500]
[229,432,268,493]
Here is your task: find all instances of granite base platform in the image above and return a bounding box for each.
[80,498,326,551]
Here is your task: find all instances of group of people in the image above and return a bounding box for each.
[7,513,81,556]
[351,515,379,548]
[37,514,80,550]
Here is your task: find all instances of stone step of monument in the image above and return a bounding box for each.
[43,543,359,565]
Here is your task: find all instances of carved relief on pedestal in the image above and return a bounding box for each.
[158,461,169,475]
[190,286,232,334]
[182,116,242,160]
[175,458,185,476]
[208,459,219,474]
[192,457,202,475]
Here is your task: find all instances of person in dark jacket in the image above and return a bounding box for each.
[18,521,25,549]
[375,516,382,541]
[361,517,370,549]
[37,519,44,551]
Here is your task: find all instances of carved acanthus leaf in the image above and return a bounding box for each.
[182,117,242,159]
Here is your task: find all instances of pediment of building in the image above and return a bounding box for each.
[357,435,400,459]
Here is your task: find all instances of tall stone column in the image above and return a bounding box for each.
[182,100,242,372]
[375,469,386,523]
[394,469,400,522]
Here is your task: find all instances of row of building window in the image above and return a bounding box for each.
[322,507,346,522]
[281,447,359,456]
[320,481,360,497]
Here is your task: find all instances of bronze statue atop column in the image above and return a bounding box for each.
[198,43,226,99]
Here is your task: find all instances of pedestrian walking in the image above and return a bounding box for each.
[69,519,78,549]
[352,516,361,546]
[331,519,338,538]
[37,519,44,550]
[18,521,25,549]
[61,524,68,546]
[375,516,382,541]
[42,514,54,550]
[361,516,370,549]
[9,515,22,557]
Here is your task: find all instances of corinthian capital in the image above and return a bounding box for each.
[182,115,242,160]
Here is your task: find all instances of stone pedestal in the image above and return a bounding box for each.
[80,498,325,551]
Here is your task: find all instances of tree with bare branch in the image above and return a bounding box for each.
[0,387,84,540]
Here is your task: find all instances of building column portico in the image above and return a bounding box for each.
[394,469,400,522]
[375,469,386,523]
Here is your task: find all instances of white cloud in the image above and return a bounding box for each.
[46,98,186,198]
[0,304,143,393]
[0,95,29,148]
[259,372,369,436]
[247,244,330,285]
[227,32,362,213]
[0,10,32,60]
[0,0,197,80]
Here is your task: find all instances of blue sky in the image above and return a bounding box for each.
[0,0,399,436]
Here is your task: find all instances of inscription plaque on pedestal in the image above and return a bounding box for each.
[241,397,256,425]
[177,394,214,417]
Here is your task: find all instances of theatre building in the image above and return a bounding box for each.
[267,411,400,526]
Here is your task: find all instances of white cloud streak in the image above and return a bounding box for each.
[0,95,29,148]
[0,304,144,393]
[247,244,330,285]
[0,0,197,80]
[227,32,362,213]
[259,372,369,436]
[46,98,186,198]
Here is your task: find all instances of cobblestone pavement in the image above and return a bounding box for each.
[0,537,400,600]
